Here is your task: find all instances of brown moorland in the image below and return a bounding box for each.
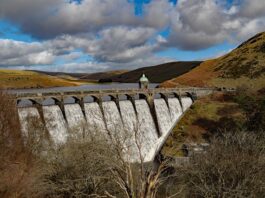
[161,31,265,91]
[0,69,88,89]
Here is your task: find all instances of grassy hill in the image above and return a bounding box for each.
[161,32,265,157]
[109,61,202,83]
[0,69,87,89]
[161,32,265,91]
[80,70,128,81]
[31,62,202,84]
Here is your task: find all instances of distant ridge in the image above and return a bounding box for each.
[108,61,202,83]
[161,31,265,89]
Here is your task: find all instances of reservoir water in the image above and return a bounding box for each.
[9,83,159,94]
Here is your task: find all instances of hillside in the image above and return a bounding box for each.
[0,70,86,89]
[32,62,201,84]
[109,61,202,83]
[161,32,265,90]
[80,70,128,81]
[29,70,87,78]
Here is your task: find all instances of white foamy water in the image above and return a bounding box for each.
[154,99,172,136]
[120,100,137,132]
[153,97,192,157]
[43,105,68,145]
[135,100,159,162]
[168,98,183,123]
[84,102,107,138]
[119,100,139,162]
[65,104,86,138]
[181,97,193,112]
[102,101,124,135]
[18,96,193,162]
[18,107,41,138]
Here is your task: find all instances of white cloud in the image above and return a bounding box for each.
[0,0,265,72]
[239,0,265,18]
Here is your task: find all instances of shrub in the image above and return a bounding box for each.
[173,131,265,197]
[234,93,265,131]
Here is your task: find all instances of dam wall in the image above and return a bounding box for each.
[16,87,216,162]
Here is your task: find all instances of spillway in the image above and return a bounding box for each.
[135,100,159,162]
[43,105,68,145]
[168,98,183,123]
[154,99,172,136]
[18,95,194,162]
[181,97,193,112]
[84,102,107,139]
[18,107,42,138]
[119,100,139,162]
[65,104,86,138]
[102,101,124,135]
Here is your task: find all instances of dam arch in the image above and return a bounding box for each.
[63,96,81,104]
[42,97,61,106]
[15,87,218,162]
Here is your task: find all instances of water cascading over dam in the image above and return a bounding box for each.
[18,95,193,162]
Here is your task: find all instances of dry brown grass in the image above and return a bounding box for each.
[0,91,43,198]
[161,32,265,90]
[169,131,265,197]
[161,59,219,88]
[0,69,87,89]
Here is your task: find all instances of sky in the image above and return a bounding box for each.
[0,0,264,73]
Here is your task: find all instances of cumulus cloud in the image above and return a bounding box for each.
[0,0,265,71]
[0,0,138,39]
[0,39,55,66]
[239,0,265,18]
[0,26,160,68]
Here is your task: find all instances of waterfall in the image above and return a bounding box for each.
[18,107,41,138]
[17,95,194,162]
[119,100,139,162]
[43,105,68,145]
[168,98,182,124]
[65,104,86,138]
[102,101,124,134]
[181,97,193,112]
[154,99,172,136]
[135,100,158,162]
[84,102,107,139]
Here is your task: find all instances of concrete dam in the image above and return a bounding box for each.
[16,87,216,162]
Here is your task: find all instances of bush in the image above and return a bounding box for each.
[0,91,42,198]
[173,131,265,197]
[234,93,265,132]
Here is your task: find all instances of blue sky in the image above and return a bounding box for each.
[0,0,264,72]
